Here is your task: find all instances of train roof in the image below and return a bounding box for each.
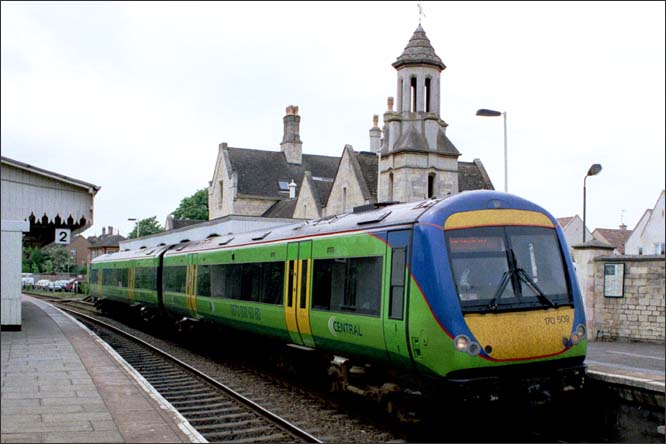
[164,198,445,257]
[93,190,555,262]
[91,244,171,264]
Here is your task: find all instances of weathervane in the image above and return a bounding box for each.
[417,1,426,25]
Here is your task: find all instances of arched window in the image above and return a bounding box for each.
[428,173,436,198]
[410,77,417,112]
[424,78,431,112]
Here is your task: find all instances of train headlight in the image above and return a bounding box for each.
[571,323,586,344]
[454,335,482,356]
[454,335,470,352]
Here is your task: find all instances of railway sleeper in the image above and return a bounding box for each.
[165,391,222,401]
[157,386,214,395]
[195,418,264,432]
[202,427,278,440]
[229,433,292,444]
[150,380,202,390]
[182,407,246,421]
[169,396,228,406]
[175,402,236,413]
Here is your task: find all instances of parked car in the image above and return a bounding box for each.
[63,277,85,293]
[35,279,51,290]
[21,273,35,288]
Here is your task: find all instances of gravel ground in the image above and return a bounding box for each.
[82,310,410,443]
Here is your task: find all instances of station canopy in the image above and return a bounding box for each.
[1,156,101,247]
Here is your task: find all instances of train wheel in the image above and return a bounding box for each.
[383,393,421,424]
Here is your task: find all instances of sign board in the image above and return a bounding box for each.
[603,263,625,298]
[55,228,71,245]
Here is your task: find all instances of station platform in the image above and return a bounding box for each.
[2,295,664,443]
[1,296,204,443]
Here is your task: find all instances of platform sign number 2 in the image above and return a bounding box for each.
[55,228,71,245]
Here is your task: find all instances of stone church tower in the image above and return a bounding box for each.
[378,25,461,202]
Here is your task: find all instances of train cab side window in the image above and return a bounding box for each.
[389,248,406,319]
[312,256,382,317]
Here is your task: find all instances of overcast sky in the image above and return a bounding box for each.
[2,1,664,239]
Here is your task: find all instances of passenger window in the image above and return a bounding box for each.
[163,266,187,293]
[312,256,382,316]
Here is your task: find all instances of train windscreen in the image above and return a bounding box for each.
[445,226,572,313]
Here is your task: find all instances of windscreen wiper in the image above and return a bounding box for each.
[487,270,510,311]
[516,268,556,308]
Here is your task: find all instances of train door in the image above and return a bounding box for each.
[383,230,413,368]
[185,256,198,318]
[128,267,136,304]
[284,241,315,346]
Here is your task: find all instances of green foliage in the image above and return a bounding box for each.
[129,216,164,239]
[23,246,46,273]
[172,188,209,221]
[46,246,74,273]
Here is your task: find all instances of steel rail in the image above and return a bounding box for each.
[51,302,323,444]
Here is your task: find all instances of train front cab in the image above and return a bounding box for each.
[408,193,587,403]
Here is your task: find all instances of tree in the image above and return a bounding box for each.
[47,246,74,273]
[23,246,46,273]
[172,188,209,221]
[128,216,164,239]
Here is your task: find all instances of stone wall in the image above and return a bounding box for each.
[592,256,665,343]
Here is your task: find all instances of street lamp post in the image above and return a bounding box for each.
[476,108,508,192]
[582,164,602,243]
[128,218,140,238]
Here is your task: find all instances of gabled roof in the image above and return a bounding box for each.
[557,216,575,228]
[226,147,339,199]
[458,160,494,192]
[592,228,633,254]
[392,25,446,70]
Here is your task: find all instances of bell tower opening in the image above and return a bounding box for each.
[410,77,417,112]
[425,78,431,112]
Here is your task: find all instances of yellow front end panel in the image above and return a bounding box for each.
[444,209,554,230]
[464,307,574,360]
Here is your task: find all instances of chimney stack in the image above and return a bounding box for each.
[619,223,627,231]
[280,105,303,164]
[108,226,113,235]
[369,115,382,152]
[102,227,106,236]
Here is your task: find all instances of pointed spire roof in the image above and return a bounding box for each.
[393,25,446,70]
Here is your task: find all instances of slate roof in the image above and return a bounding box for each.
[356,152,379,200]
[386,127,460,156]
[593,228,633,254]
[227,147,339,199]
[392,25,446,70]
[458,160,494,192]
[88,234,126,249]
[262,199,299,219]
[557,216,574,228]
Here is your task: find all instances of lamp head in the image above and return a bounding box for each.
[587,164,602,176]
[476,108,502,117]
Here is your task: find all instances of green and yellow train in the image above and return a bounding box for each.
[90,190,587,408]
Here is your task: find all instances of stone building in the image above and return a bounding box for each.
[208,25,494,220]
[557,215,593,254]
[624,190,665,255]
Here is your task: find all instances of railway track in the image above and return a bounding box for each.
[34,296,322,444]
